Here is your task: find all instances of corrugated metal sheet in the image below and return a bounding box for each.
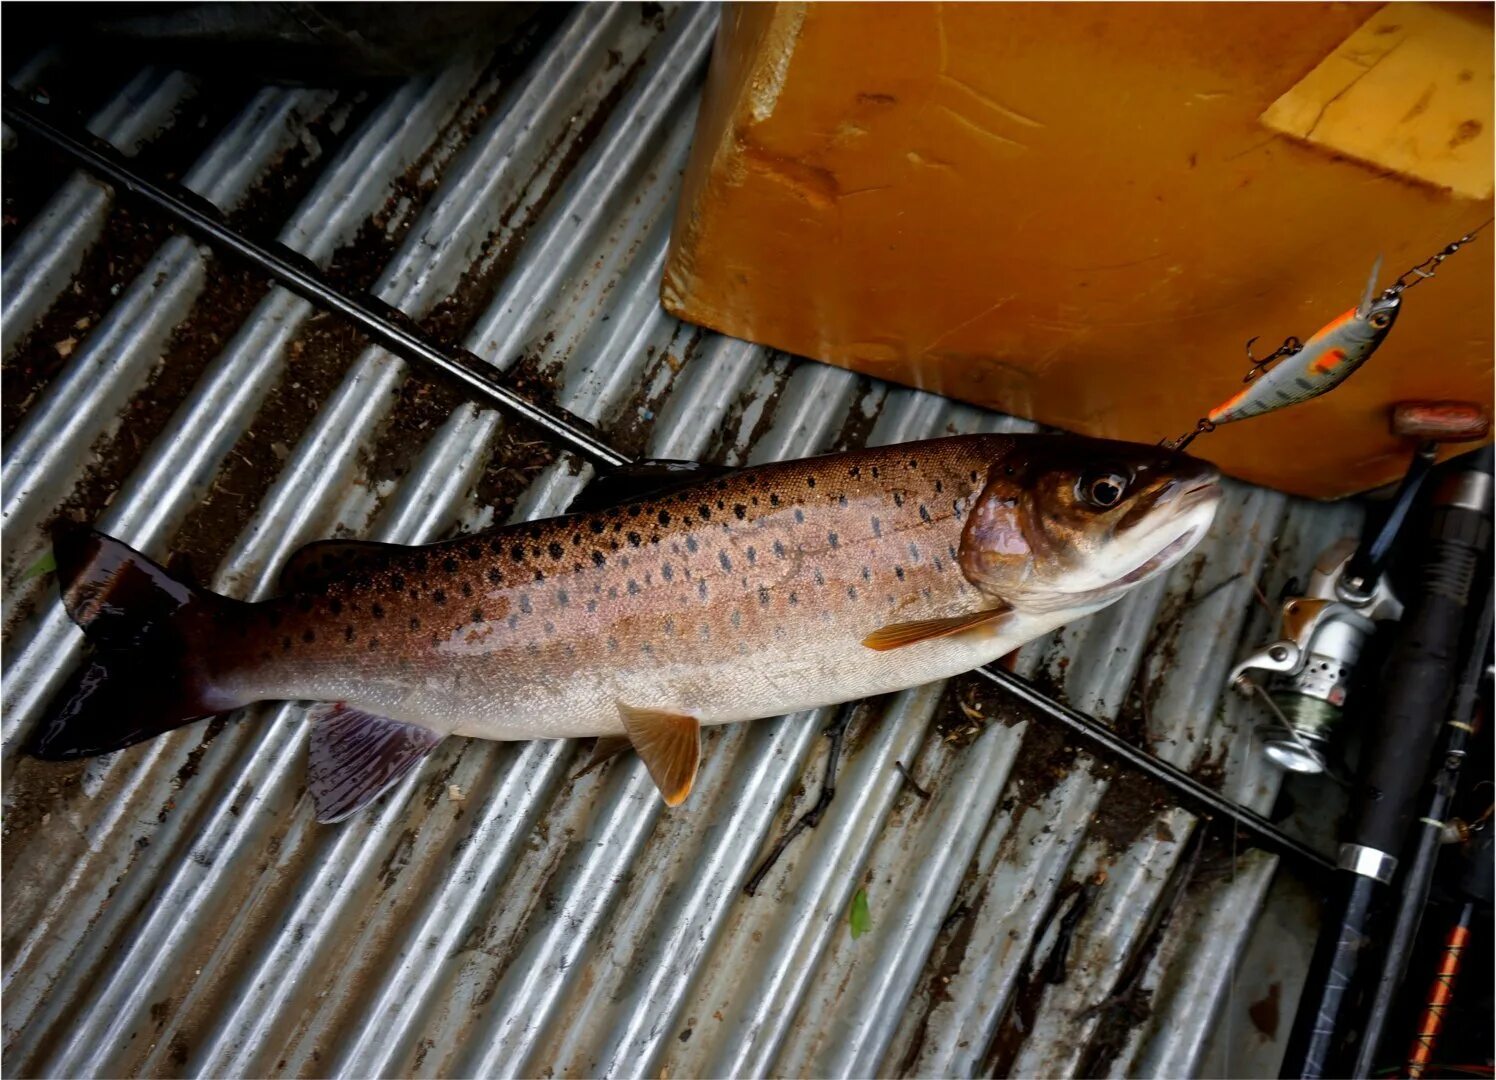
[2,6,1355,1076]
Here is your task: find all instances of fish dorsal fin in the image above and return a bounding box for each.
[567,459,736,515]
[306,704,443,823]
[862,604,1015,651]
[571,734,633,782]
[619,706,701,806]
[280,539,405,593]
[1357,254,1384,317]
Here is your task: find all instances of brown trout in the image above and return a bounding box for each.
[32,434,1220,821]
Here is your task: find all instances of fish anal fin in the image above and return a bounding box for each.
[861,604,1014,651]
[306,704,443,823]
[619,706,700,806]
[280,539,406,594]
[571,734,633,782]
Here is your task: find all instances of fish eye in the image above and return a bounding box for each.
[1370,312,1392,329]
[1080,471,1128,509]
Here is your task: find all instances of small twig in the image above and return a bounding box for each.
[894,760,932,801]
[744,707,855,896]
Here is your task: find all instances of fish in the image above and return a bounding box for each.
[1206,256,1401,427]
[30,433,1222,821]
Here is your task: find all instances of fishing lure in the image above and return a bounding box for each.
[1166,221,1491,450]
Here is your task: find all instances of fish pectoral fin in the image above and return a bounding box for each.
[618,706,701,807]
[571,734,633,782]
[279,539,409,594]
[306,703,443,824]
[861,604,1015,651]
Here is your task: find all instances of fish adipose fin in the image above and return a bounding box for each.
[567,459,737,515]
[619,706,700,806]
[861,604,1015,651]
[30,526,241,760]
[306,704,443,823]
[280,539,410,593]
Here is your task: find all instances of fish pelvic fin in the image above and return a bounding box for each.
[30,525,245,760]
[861,604,1015,651]
[619,706,701,806]
[306,704,443,823]
[571,734,633,782]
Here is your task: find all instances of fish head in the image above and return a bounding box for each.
[960,436,1222,613]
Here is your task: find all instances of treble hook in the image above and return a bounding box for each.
[1242,335,1302,382]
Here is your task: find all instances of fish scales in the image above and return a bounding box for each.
[218,437,1015,739]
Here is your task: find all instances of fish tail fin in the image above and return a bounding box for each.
[30,526,244,760]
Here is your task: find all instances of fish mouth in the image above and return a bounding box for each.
[1117,525,1202,585]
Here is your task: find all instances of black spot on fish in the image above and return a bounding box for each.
[850,466,861,478]
[443,557,458,573]
[489,538,505,555]
[329,598,343,615]
[533,569,546,583]
[814,568,825,586]
[508,614,519,629]
[894,492,904,507]
[758,586,770,605]
[572,533,583,547]
[628,505,642,517]
[488,568,502,585]
[970,470,980,483]
[806,476,816,488]
[527,526,543,541]
[746,546,757,565]
[433,589,446,604]
[461,582,473,598]
[368,637,380,651]
[909,543,921,562]
[409,616,420,630]
[847,585,858,600]
[609,540,621,552]
[543,621,555,635]
[862,566,872,582]
[586,599,598,613]
[718,551,732,571]
[828,531,840,549]
[627,579,640,595]
[548,541,564,559]
[794,509,805,524]
[733,504,747,520]
[698,505,711,520]
[371,603,384,619]
[658,510,671,526]
[664,617,675,635]
[934,479,943,493]
[627,532,641,547]
[592,551,606,567]
[608,586,619,600]
[607,636,619,652]
[770,492,780,506]
[895,566,905,580]
[789,591,798,605]
[731,609,742,628]
[698,580,709,600]
[909,458,919,470]
[519,595,532,614]
[872,466,881,479]
[686,536,699,553]
[919,504,932,523]
[773,540,786,559]
[343,626,355,642]
[472,608,484,622]
[662,564,674,582]
[511,545,526,562]
[750,496,759,506]
[467,544,481,560]
[557,589,569,606]
[590,520,605,535]
[871,516,882,538]
[391,574,406,591]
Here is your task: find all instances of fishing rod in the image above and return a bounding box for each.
[0,88,631,471]
[1281,445,1494,1079]
[8,86,1338,884]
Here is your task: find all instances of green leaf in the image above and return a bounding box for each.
[21,549,56,581]
[849,887,871,940]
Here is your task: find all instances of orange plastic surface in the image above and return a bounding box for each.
[662,3,1494,498]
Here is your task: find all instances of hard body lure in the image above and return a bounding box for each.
[1166,221,1490,450]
